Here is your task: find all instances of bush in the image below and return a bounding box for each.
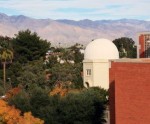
[8,90,31,113]
[9,87,107,124]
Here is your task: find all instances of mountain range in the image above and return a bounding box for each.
[0,13,150,46]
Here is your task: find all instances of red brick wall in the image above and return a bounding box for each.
[110,62,150,124]
[109,62,116,124]
[139,35,145,58]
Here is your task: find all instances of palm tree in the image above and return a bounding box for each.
[0,46,13,92]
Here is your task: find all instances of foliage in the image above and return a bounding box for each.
[7,62,23,87]
[5,87,22,100]
[59,49,74,63]
[51,43,83,64]
[44,43,84,88]
[0,36,14,92]
[7,59,46,88]
[0,99,44,124]
[9,87,107,124]
[0,30,50,89]
[50,82,70,96]
[113,37,137,58]
[8,90,31,113]
[12,29,50,63]
[48,63,83,88]
[44,55,58,68]
[69,43,84,63]
[0,49,13,63]
[56,88,106,124]
[17,60,46,87]
[0,36,12,49]
[0,35,13,62]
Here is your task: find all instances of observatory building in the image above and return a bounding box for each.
[83,38,150,124]
[83,38,119,89]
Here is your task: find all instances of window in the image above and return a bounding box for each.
[86,69,91,76]
[145,40,150,58]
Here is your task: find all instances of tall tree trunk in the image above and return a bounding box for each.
[3,62,6,92]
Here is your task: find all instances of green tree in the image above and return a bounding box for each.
[0,39,13,92]
[69,43,84,63]
[44,55,58,68]
[16,60,47,88]
[54,43,84,64]
[56,88,107,124]
[44,44,84,88]
[9,87,107,124]
[59,49,74,63]
[113,37,137,58]
[7,62,23,87]
[13,29,51,63]
[48,63,83,88]
[8,90,31,113]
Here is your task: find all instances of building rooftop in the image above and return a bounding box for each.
[84,38,119,60]
[111,58,150,63]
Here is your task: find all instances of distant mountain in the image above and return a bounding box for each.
[0,13,150,46]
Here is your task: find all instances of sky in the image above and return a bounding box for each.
[0,0,149,20]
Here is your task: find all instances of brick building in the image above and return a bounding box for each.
[109,59,150,124]
[138,32,150,58]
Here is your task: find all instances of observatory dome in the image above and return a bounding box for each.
[84,38,119,60]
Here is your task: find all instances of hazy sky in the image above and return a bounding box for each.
[0,0,149,20]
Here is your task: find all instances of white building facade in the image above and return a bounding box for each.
[83,39,119,89]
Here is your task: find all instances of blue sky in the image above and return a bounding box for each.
[0,0,149,20]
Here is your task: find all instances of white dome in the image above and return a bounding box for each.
[84,38,119,60]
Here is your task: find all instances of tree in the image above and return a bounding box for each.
[0,99,44,124]
[69,43,84,63]
[15,60,47,88]
[48,63,83,88]
[44,55,58,68]
[113,37,137,58]
[13,29,51,63]
[0,40,13,92]
[44,44,84,88]
[7,62,23,87]
[59,49,74,63]
[9,87,107,124]
[54,43,84,64]
[56,88,107,124]
[8,90,31,113]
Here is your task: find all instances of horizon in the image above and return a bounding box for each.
[0,12,149,22]
[0,0,149,21]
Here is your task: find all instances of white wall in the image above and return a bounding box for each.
[83,60,93,87]
[83,59,109,89]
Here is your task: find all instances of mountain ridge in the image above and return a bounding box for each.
[0,13,150,46]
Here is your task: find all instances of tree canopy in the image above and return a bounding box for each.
[12,29,51,63]
[113,37,137,58]
[9,87,107,124]
[0,99,44,124]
